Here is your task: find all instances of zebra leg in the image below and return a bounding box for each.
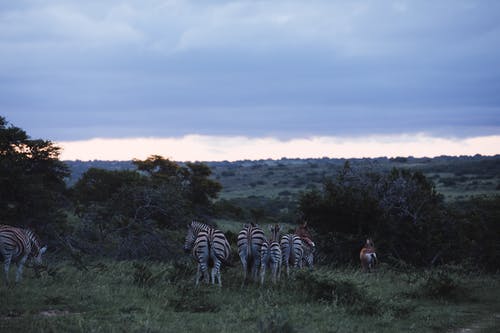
[202,264,210,284]
[15,255,28,283]
[260,263,266,285]
[271,263,277,284]
[240,257,248,282]
[3,254,12,284]
[195,264,202,286]
[212,260,222,287]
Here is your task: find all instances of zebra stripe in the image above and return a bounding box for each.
[295,222,315,269]
[280,234,303,276]
[301,238,316,269]
[184,221,231,286]
[260,224,282,285]
[237,223,265,283]
[0,225,47,283]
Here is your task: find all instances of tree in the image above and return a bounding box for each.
[70,155,222,259]
[298,162,449,266]
[0,116,69,235]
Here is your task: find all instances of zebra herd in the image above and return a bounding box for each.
[0,221,376,286]
[183,220,316,287]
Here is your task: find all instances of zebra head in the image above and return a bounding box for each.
[33,245,48,266]
[183,222,197,253]
[26,229,47,266]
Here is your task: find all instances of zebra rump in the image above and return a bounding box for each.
[184,221,231,286]
[280,234,303,276]
[237,223,265,282]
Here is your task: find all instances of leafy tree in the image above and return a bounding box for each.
[0,116,69,235]
[298,162,449,266]
[71,155,221,259]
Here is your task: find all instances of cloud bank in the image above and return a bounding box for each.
[57,134,500,161]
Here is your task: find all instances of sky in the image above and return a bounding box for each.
[1,0,499,161]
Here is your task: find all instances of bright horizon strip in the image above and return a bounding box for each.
[56,134,500,161]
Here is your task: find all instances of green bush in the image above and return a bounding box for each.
[411,270,461,299]
[258,310,297,333]
[292,270,381,315]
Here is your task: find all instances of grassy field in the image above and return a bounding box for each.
[1,259,499,333]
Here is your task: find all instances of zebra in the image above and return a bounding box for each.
[237,223,265,283]
[360,238,377,273]
[260,224,282,285]
[183,221,231,287]
[280,233,303,276]
[0,224,47,283]
[295,222,316,269]
[301,238,316,269]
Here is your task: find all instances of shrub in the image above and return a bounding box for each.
[258,310,297,333]
[292,270,381,315]
[411,271,461,299]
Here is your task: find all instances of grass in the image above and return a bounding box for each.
[1,260,499,333]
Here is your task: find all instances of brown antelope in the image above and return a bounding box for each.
[360,238,377,272]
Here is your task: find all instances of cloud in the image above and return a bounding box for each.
[57,134,500,161]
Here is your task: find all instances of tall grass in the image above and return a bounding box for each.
[1,261,499,332]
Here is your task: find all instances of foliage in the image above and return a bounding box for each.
[412,270,461,299]
[298,162,452,266]
[258,310,297,333]
[448,196,500,271]
[0,116,69,238]
[69,155,221,259]
[293,270,381,315]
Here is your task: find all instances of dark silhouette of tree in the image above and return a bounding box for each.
[0,116,68,235]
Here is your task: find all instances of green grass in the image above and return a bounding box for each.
[1,261,499,333]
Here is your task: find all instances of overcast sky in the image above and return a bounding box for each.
[1,0,499,160]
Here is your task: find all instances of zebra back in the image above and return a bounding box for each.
[280,234,303,267]
[237,224,265,262]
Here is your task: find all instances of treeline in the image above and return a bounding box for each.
[1,116,499,271]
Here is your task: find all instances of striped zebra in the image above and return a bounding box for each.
[360,238,377,273]
[183,221,231,287]
[260,224,282,285]
[0,224,47,283]
[295,222,316,269]
[237,223,265,283]
[280,233,303,276]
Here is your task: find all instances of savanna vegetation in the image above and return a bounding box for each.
[1,116,499,332]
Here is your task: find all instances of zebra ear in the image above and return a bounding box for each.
[40,246,47,254]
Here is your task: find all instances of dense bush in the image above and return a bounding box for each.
[298,162,455,267]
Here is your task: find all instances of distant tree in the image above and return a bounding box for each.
[0,116,69,235]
